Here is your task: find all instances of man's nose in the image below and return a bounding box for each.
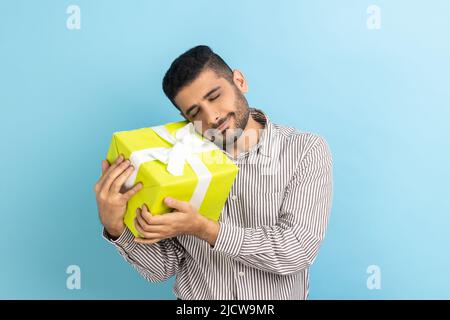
[205,109,221,127]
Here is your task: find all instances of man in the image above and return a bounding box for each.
[94,45,333,299]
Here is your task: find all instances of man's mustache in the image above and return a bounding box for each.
[211,113,233,130]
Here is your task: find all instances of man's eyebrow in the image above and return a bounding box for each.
[186,86,221,117]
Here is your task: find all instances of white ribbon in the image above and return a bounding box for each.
[124,122,219,210]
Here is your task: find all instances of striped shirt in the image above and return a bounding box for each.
[103,108,333,300]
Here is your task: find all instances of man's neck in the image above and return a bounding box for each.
[229,114,264,159]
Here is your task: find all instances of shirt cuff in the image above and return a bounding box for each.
[212,222,245,257]
[102,227,137,252]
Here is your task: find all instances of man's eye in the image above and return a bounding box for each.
[191,110,199,118]
[209,94,220,101]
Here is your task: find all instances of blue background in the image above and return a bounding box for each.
[1,0,449,299]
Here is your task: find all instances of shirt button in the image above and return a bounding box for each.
[123,242,129,247]
[238,271,245,277]
[231,195,238,201]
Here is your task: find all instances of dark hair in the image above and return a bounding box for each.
[162,45,234,110]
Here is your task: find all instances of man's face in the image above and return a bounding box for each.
[174,69,250,150]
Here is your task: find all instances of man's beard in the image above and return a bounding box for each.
[206,86,250,151]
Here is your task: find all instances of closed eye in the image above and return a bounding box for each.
[190,92,220,118]
[191,108,200,118]
[209,94,220,101]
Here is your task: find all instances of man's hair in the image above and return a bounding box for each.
[162,45,234,110]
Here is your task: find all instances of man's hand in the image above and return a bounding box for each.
[134,197,220,246]
[94,155,143,239]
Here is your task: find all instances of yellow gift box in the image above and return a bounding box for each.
[106,120,239,237]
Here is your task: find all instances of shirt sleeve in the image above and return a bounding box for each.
[212,135,333,275]
[103,226,186,282]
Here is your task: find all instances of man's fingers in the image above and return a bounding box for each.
[111,164,135,193]
[134,218,147,237]
[141,204,153,224]
[144,212,175,225]
[97,155,124,186]
[123,183,143,200]
[115,155,124,164]
[164,197,191,213]
[135,208,149,232]
[101,160,110,174]
[103,155,123,177]
[101,159,132,192]
[136,205,167,234]
[134,218,160,239]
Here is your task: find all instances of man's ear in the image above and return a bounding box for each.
[232,69,248,94]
